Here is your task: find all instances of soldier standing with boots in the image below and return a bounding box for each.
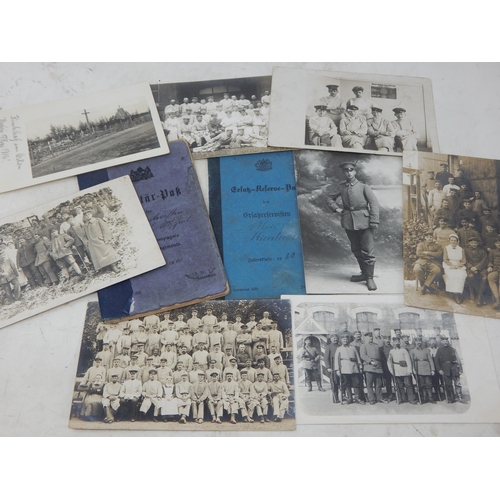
[327,162,380,291]
[434,337,467,404]
[324,334,340,403]
[301,337,325,392]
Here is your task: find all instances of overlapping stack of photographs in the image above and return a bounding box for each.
[2,65,500,434]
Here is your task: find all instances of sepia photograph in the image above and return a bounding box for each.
[151,75,274,160]
[284,294,500,424]
[69,299,295,431]
[0,176,165,329]
[0,83,169,194]
[403,152,500,319]
[268,66,439,156]
[294,150,403,294]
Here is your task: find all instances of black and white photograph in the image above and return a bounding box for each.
[294,150,403,294]
[151,75,273,160]
[0,176,165,329]
[284,294,500,424]
[403,152,500,319]
[0,83,168,194]
[268,66,439,156]
[69,299,295,431]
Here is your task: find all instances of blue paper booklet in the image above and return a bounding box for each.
[78,140,229,320]
[208,150,305,299]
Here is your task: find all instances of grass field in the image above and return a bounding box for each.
[32,122,160,178]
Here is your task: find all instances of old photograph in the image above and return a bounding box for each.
[0,176,165,329]
[294,150,403,293]
[268,66,439,156]
[284,294,500,424]
[0,83,169,194]
[403,152,500,319]
[151,75,273,160]
[69,299,295,431]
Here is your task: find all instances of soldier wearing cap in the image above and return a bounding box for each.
[249,372,269,423]
[465,235,488,306]
[271,355,290,385]
[360,332,389,404]
[413,230,443,295]
[177,326,193,354]
[320,84,346,127]
[222,371,244,424]
[157,357,173,385]
[346,86,373,119]
[301,337,325,392]
[201,307,218,333]
[191,371,210,424]
[391,107,419,151]
[339,105,367,149]
[106,358,126,383]
[80,355,107,387]
[388,336,418,404]
[366,107,395,152]
[102,373,121,423]
[187,309,202,332]
[139,369,163,421]
[175,371,193,423]
[435,198,456,228]
[237,370,254,422]
[434,337,466,404]
[487,236,500,309]
[410,337,436,404]
[268,372,290,422]
[118,368,142,421]
[308,104,342,147]
[208,324,224,353]
[334,333,364,404]
[327,162,380,290]
[140,357,156,384]
[207,371,224,423]
[433,217,455,248]
[324,333,340,403]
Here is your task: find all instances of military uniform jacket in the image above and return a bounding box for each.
[301,346,319,370]
[489,249,500,271]
[415,241,443,264]
[360,342,384,374]
[324,343,339,371]
[434,346,462,376]
[327,179,380,230]
[465,246,488,271]
[409,347,435,376]
[388,348,412,377]
[334,345,361,374]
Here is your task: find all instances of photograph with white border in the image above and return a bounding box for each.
[283,294,500,425]
[0,83,168,194]
[0,176,165,329]
[268,66,439,156]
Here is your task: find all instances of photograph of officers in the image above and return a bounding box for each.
[156,78,271,155]
[295,302,469,411]
[306,83,422,152]
[404,155,500,316]
[0,189,122,310]
[72,300,294,426]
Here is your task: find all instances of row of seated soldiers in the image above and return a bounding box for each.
[317,329,466,406]
[94,309,286,361]
[410,215,500,308]
[78,355,290,424]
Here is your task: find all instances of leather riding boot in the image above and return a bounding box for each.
[365,264,377,291]
[351,262,367,282]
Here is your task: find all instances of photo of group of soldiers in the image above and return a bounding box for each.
[160,91,271,154]
[0,188,123,311]
[306,84,419,152]
[300,326,467,407]
[72,301,294,427]
[405,161,500,311]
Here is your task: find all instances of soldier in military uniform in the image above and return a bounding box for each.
[360,332,388,405]
[301,337,325,392]
[413,230,443,295]
[391,107,419,151]
[324,333,340,403]
[388,336,418,405]
[410,337,436,404]
[465,236,489,306]
[308,104,341,147]
[334,333,364,405]
[327,162,380,290]
[339,105,367,149]
[320,84,346,128]
[434,337,467,404]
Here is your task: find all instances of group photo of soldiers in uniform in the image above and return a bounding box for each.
[305,80,427,153]
[294,300,469,415]
[404,154,500,318]
[152,76,272,159]
[70,299,295,430]
[0,187,136,325]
